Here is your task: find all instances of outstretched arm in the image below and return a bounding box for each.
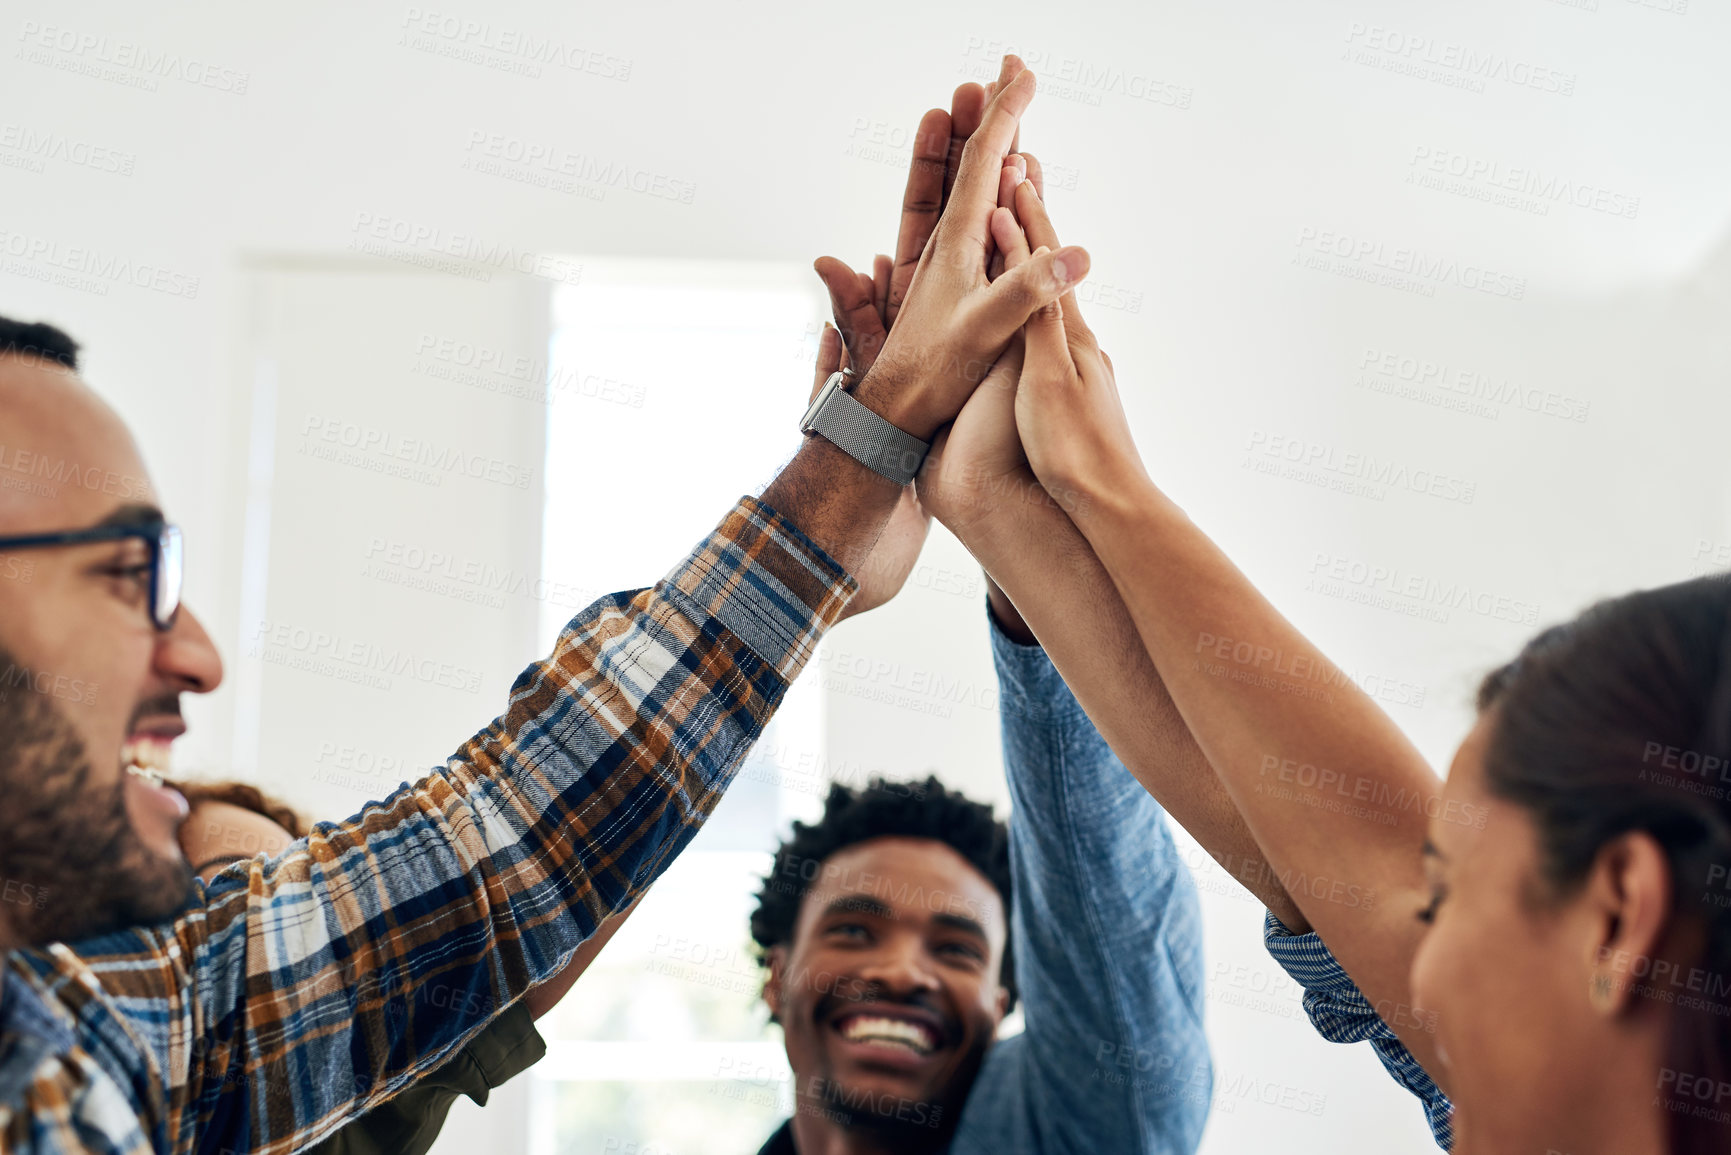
[805,73,993,616]
[1007,175,1447,1081]
[960,597,1213,1155]
[56,59,1083,1155]
[920,163,1305,930]
[765,57,1085,573]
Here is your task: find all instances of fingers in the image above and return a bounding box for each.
[810,322,844,401]
[987,158,1026,281]
[855,268,876,317]
[1013,175,1060,252]
[950,64,1036,235]
[944,83,986,202]
[1021,151,1044,201]
[888,107,953,326]
[983,81,1008,183]
[990,207,1032,272]
[872,255,892,325]
[1013,178,1093,340]
[943,55,1024,209]
[1020,247,1074,387]
[948,70,1038,266]
[997,156,1025,211]
[973,243,1088,344]
[991,55,1023,155]
[814,255,887,370]
[853,268,887,363]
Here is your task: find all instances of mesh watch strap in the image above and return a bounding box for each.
[799,371,929,485]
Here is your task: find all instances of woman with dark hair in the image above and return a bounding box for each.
[918,163,1731,1152]
[161,781,633,1155]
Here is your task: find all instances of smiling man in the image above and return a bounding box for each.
[0,321,221,949]
[756,786,1009,1147]
[0,66,1085,1151]
[748,585,1213,1155]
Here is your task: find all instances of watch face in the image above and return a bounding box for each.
[800,371,846,432]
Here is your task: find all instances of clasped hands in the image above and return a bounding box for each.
[810,54,1156,614]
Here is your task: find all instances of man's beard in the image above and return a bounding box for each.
[805,1074,956,1148]
[800,993,990,1152]
[0,645,194,945]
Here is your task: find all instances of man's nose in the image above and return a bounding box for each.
[154,604,223,693]
[855,937,941,997]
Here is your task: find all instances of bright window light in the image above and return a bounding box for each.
[533,260,832,1155]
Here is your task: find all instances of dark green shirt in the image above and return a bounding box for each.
[305,1001,545,1155]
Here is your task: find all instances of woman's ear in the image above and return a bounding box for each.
[1582,830,1674,1015]
[994,986,1011,1023]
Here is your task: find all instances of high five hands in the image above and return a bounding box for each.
[920,60,1149,552]
[809,53,1155,613]
[810,54,1088,614]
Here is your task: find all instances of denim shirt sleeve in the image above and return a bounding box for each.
[952,614,1211,1155]
[1263,912,1454,1149]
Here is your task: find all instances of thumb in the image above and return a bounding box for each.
[814,255,882,367]
[811,322,844,400]
[972,244,1089,348]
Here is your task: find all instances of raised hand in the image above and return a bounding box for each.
[1003,173,1148,518]
[845,57,1089,443]
[807,323,929,617]
[913,159,1323,956]
[980,153,1447,1084]
[810,76,989,616]
[813,80,987,372]
[919,150,1106,535]
[918,154,1038,535]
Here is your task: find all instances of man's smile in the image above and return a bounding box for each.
[826,1002,952,1068]
[123,708,187,813]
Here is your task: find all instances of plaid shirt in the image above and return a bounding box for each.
[1263,913,1454,1149]
[0,496,853,1155]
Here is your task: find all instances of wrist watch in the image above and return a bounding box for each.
[799,369,930,486]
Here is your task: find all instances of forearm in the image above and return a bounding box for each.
[761,434,906,588]
[961,493,1305,927]
[1075,481,1444,1072]
[502,435,909,1009]
[168,499,854,1150]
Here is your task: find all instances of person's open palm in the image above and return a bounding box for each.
[819,57,1088,444]
[812,58,1029,614]
[919,152,1047,535]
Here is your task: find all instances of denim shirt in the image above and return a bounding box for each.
[760,620,1211,1155]
[1263,915,1453,1148]
[946,622,1211,1155]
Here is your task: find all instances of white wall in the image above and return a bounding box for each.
[6,1,1731,1152]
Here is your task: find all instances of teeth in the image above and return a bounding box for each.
[839,1015,936,1055]
[126,765,165,789]
[122,737,174,782]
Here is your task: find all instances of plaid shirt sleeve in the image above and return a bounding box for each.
[1263,912,1454,1150]
[60,495,854,1155]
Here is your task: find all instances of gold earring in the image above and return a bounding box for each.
[1589,972,1616,1011]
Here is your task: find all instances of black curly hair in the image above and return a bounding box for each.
[750,775,1016,1009]
[0,316,80,370]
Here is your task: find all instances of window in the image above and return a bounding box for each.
[532,260,833,1154]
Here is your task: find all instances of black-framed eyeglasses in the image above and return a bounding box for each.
[0,522,182,631]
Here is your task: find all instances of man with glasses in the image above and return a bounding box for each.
[0,324,221,957]
[0,58,1090,1155]
[0,521,182,628]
